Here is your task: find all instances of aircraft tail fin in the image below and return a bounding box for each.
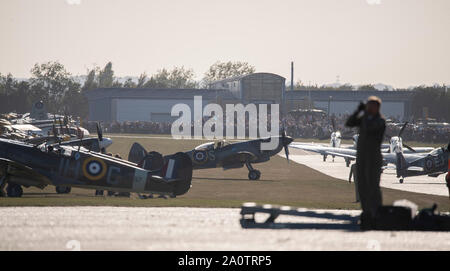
[30,101,47,120]
[162,152,193,196]
[128,142,148,164]
[396,152,407,178]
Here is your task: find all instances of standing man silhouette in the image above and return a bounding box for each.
[346,96,386,230]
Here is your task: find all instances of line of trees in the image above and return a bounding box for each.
[410,85,450,122]
[0,61,449,121]
[0,61,255,118]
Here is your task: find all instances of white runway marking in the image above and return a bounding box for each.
[1,207,449,251]
[283,146,448,197]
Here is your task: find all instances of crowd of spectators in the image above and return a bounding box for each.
[85,112,450,144]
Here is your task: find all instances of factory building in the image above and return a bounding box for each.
[85,72,414,122]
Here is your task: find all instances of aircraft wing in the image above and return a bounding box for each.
[291,143,427,165]
[325,151,356,160]
[404,147,435,154]
[289,143,331,155]
[290,143,357,159]
[0,158,52,188]
[221,151,258,165]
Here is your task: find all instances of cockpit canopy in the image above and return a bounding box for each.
[195,142,215,151]
[194,140,230,151]
[429,147,442,156]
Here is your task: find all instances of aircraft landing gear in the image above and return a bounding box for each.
[445,174,450,199]
[246,162,261,180]
[0,176,7,197]
[345,159,350,167]
[6,183,23,197]
[399,178,404,184]
[56,186,71,194]
[95,190,104,196]
[248,170,261,181]
[323,155,327,162]
[117,192,131,197]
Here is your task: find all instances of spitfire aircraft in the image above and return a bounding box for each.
[128,133,293,181]
[291,122,434,166]
[394,143,449,183]
[0,138,192,198]
[291,138,449,184]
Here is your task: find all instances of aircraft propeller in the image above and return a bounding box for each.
[385,122,416,153]
[96,122,103,142]
[96,122,106,154]
[52,115,61,144]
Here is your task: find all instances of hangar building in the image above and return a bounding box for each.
[85,72,414,122]
[286,90,414,120]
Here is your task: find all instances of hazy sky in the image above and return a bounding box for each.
[1,0,449,88]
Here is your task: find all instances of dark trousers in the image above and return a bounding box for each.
[356,159,382,217]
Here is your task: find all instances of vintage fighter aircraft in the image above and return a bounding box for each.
[394,143,449,183]
[291,122,434,166]
[23,123,113,153]
[291,139,449,184]
[128,133,293,180]
[0,138,192,197]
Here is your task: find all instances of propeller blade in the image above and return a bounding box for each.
[403,142,416,153]
[96,122,103,141]
[284,145,290,162]
[332,117,336,132]
[398,122,408,137]
[52,123,58,137]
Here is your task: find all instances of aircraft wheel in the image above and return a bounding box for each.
[95,190,104,196]
[399,178,404,184]
[6,183,23,197]
[55,186,71,194]
[323,155,327,162]
[117,192,130,197]
[107,191,116,197]
[248,170,260,181]
[345,160,350,167]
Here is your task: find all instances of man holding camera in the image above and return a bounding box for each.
[346,96,386,229]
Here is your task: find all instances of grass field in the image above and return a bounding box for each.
[1,134,448,211]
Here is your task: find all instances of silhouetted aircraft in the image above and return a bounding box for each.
[292,140,449,184]
[129,132,293,181]
[0,138,192,198]
[291,122,434,167]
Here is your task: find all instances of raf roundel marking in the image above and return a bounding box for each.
[35,101,44,109]
[192,150,208,164]
[425,158,434,171]
[82,157,107,181]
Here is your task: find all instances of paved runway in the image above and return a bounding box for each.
[285,144,448,197]
[1,207,450,251]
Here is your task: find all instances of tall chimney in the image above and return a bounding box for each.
[290,61,294,91]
